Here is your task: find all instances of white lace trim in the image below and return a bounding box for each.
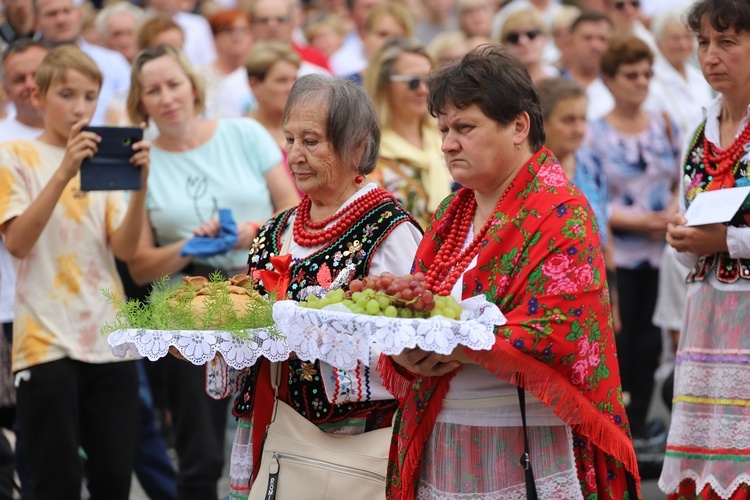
[415,467,583,500]
[676,361,750,400]
[272,295,503,369]
[659,469,750,500]
[108,295,503,370]
[667,409,750,450]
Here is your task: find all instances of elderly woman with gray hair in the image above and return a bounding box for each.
[206,74,422,498]
[644,8,713,140]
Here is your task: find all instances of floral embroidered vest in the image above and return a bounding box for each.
[684,121,750,283]
[234,198,418,428]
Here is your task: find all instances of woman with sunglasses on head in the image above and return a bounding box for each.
[364,37,452,228]
[496,8,559,84]
[585,35,681,443]
[660,0,750,498]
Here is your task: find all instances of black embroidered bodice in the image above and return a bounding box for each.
[683,121,750,283]
[233,198,419,430]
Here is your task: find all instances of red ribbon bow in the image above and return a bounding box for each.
[258,254,293,299]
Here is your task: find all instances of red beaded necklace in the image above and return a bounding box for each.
[703,120,750,190]
[293,187,394,247]
[424,189,507,296]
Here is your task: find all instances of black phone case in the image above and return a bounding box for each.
[79,126,144,191]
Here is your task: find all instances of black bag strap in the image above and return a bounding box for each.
[517,385,539,500]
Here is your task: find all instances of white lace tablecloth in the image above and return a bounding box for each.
[108,295,505,370]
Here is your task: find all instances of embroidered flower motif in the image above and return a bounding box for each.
[344,240,362,256]
[299,362,318,382]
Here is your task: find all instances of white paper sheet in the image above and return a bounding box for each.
[684,186,750,226]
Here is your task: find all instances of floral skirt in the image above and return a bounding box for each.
[416,404,582,499]
[659,283,750,499]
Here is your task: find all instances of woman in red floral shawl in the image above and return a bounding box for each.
[377,45,640,499]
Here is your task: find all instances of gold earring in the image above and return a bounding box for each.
[515,144,521,151]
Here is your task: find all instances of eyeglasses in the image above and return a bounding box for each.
[504,29,541,45]
[216,25,250,36]
[389,75,428,90]
[253,16,290,25]
[613,0,640,10]
[618,69,653,81]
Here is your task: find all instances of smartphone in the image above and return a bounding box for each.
[79,126,144,191]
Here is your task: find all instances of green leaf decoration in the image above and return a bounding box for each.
[100,273,279,341]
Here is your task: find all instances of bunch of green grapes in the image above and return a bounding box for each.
[299,273,462,319]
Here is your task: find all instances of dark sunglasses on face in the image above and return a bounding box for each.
[253,16,290,25]
[504,28,542,45]
[614,0,640,10]
[389,75,428,90]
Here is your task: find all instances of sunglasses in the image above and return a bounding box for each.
[618,69,653,81]
[253,16,290,25]
[389,75,428,90]
[614,0,640,10]
[504,29,541,45]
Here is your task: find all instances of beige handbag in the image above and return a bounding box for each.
[248,363,391,500]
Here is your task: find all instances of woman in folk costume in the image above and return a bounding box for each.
[204,75,422,499]
[660,0,750,498]
[364,37,453,229]
[378,45,640,499]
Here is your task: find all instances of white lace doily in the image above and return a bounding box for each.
[273,295,504,370]
[108,295,505,370]
[107,326,289,369]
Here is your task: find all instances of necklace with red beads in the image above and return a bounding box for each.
[424,188,508,296]
[702,119,750,190]
[293,187,394,247]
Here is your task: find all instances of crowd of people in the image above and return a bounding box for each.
[0,0,746,498]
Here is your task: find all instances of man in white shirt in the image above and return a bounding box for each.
[34,0,131,125]
[0,39,46,140]
[145,0,216,68]
[562,10,615,121]
[95,2,144,64]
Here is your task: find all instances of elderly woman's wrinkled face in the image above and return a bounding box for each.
[658,21,694,68]
[283,101,346,200]
[438,103,522,195]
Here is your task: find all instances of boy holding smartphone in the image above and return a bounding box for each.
[0,45,150,498]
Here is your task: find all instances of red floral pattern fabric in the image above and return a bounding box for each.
[378,147,640,499]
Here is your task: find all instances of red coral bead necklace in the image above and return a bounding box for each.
[424,188,508,296]
[293,187,394,247]
[703,120,750,190]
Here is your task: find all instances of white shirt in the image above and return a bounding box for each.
[645,55,714,142]
[202,65,255,119]
[0,118,43,324]
[329,32,367,77]
[675,96,750,292]
[174,11,217,68]
[0,118,42,142]
[586,77,615,122]
[78,39,131,126]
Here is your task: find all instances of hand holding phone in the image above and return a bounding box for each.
[79,125,146,191]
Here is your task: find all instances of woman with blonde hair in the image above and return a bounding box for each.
[496,7,559,83]
[364,37,452,228]
[126,44,299,499]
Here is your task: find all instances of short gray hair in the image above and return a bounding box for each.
[650,8,687,41]
[282,74,380,175]
[95,2,145,38]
